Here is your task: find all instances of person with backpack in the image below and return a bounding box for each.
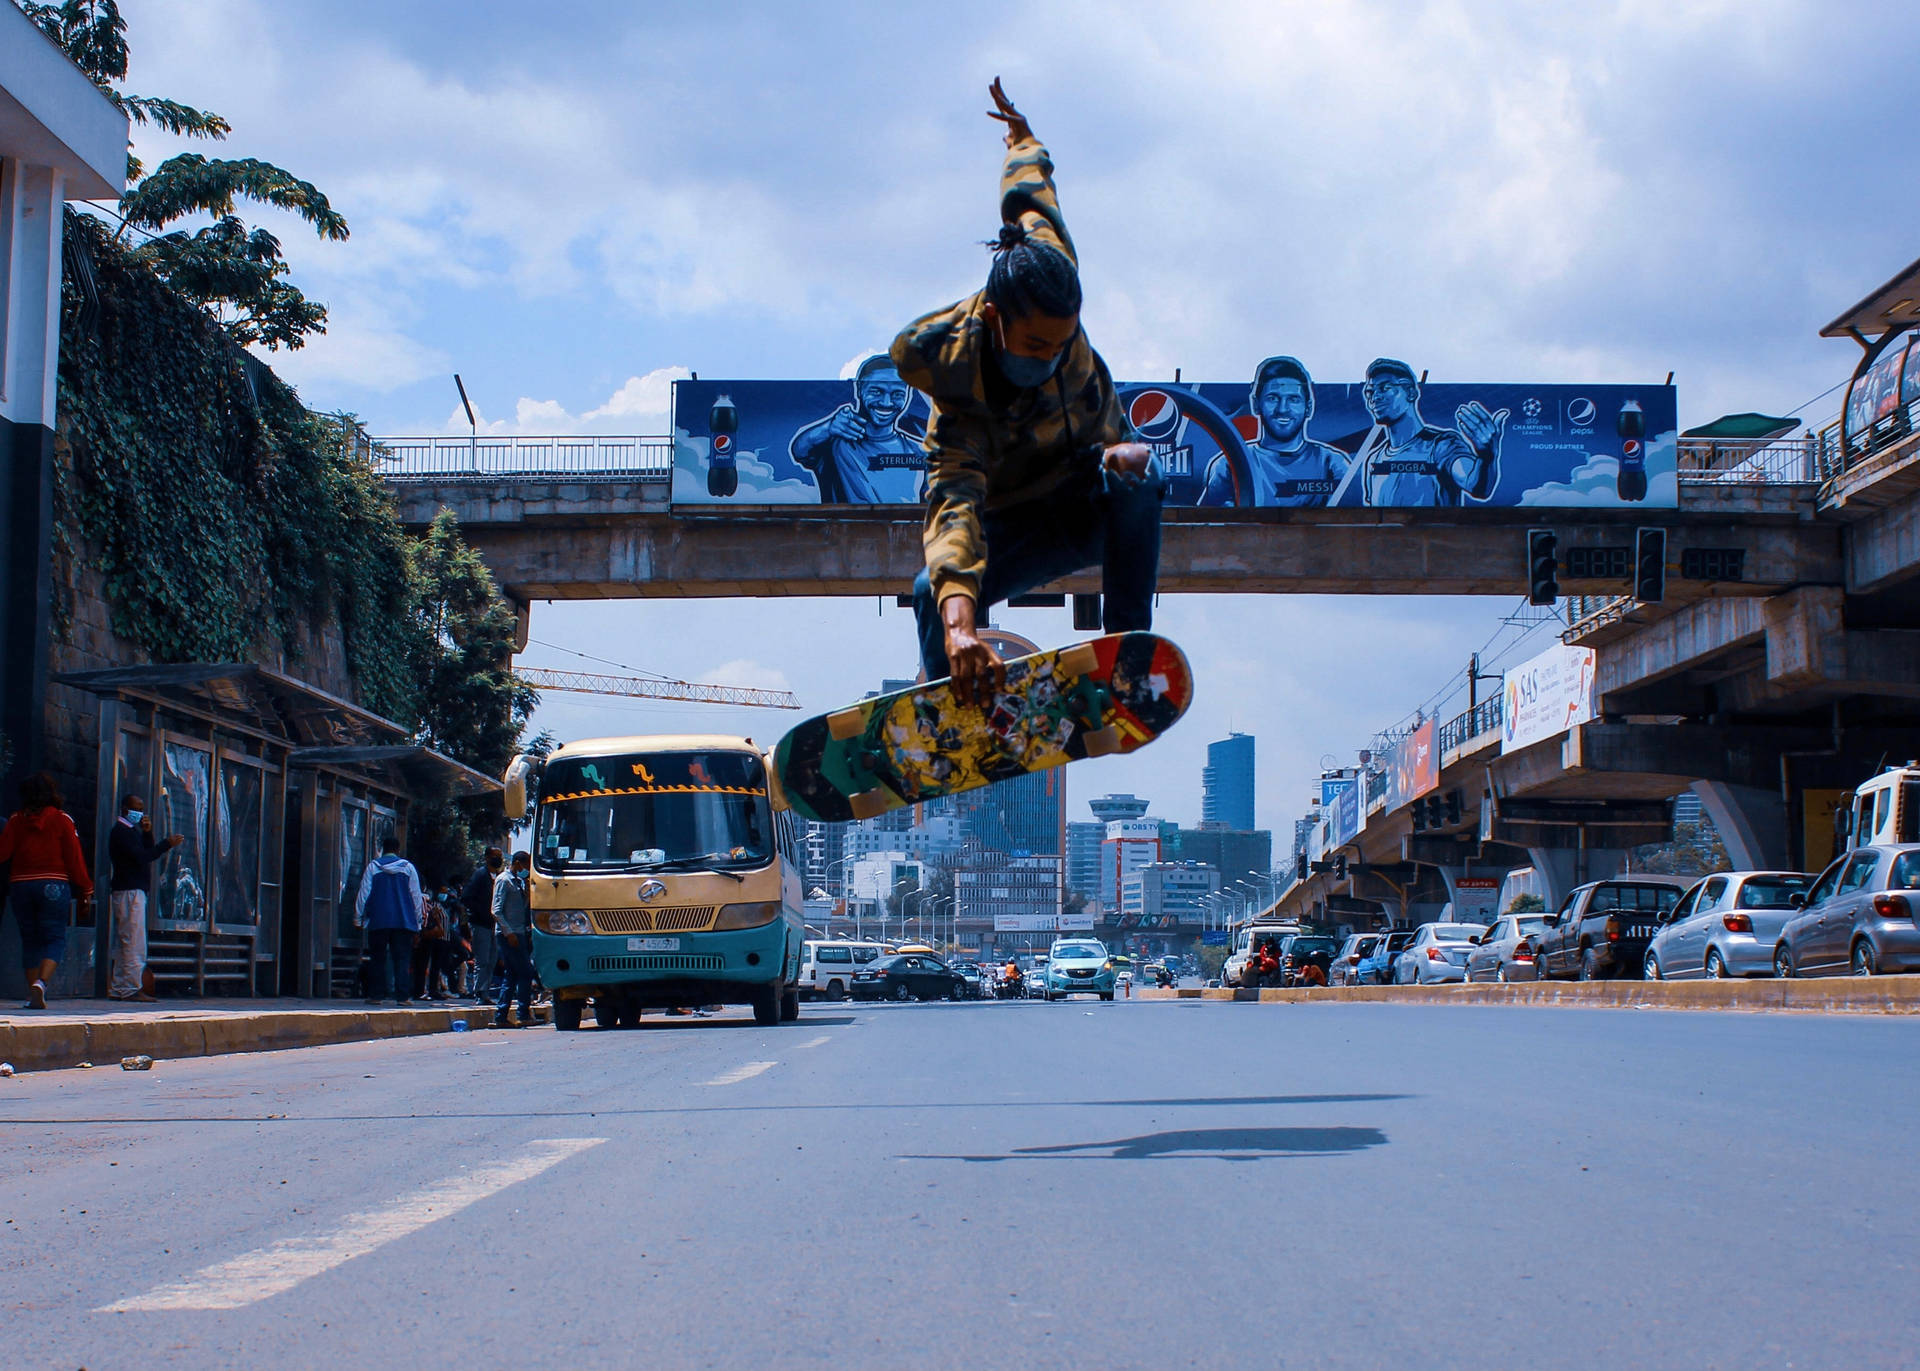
[354,836,424,1006]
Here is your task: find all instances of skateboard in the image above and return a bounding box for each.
[773,632,1193,824]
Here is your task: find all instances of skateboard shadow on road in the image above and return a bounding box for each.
[902,1125,1389,1162]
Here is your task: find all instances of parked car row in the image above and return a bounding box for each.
[1285,846,1920,990]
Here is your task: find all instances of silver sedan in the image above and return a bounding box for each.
[1464,914,1550,982]
[1392,923,1479,984]
[1330,933,1382,987]
[1644,870,1810,980]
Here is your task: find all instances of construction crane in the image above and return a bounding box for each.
[516,667,799,710]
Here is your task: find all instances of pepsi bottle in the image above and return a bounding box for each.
[1615,399,1647,501]
[707,393,739,498]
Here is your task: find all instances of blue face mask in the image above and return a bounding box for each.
[996,346,1061,389]
[125,810,143,824]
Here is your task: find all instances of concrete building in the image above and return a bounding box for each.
[1202,732,1257,831]
[1166,825,1273,896]
[1119,861,1221,931]
[1,8,124,789]
[1100,819,1163,915]
[955,766,1063,856]
[844,853,922,936]
[955,854,1066,953]
[1087,793,1150,823]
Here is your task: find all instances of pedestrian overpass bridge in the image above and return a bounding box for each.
[374,425,1910,604]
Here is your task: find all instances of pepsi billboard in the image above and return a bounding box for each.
[671,362,1677,508]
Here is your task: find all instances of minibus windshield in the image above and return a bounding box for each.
[535,750,772,875]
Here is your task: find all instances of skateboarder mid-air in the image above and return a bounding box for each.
[892,79,1161,705]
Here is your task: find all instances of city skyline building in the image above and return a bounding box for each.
[1202,732,1256,832]
[1120,861,1221,932]
[955,853,1068,953]
[1087,793,1151,823]
[1100,818,1163,915]
[1066,820,1104,901]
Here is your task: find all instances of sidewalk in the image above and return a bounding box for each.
[1142,974,1920,1012]
[0,997,548,1074]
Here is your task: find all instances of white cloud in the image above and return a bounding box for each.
[584,368,690,425]
[698,659,795,694]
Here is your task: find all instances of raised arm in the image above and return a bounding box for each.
[989,79,1076,266]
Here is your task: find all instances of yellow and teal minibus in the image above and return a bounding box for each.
[502,734,806,1030]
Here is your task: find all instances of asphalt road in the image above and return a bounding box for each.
[4,997,1918,1369]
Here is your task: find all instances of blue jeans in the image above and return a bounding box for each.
[367,927,412,1002]
[12,880,71,970]
[913,469,1163,681]
[496,937,534,1023]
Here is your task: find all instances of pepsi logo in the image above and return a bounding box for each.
[1567,397,1597,427]
[1622,438,1642,457]
[712,433,733,455]
[1129,390,1182,442]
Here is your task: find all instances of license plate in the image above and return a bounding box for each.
[627,936,681,952]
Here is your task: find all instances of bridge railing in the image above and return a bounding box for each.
[370,434,674,482]
[1438,694,1503,756]
[1676,433,1820,485]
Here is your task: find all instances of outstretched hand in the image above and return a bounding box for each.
[987,77,1033,147]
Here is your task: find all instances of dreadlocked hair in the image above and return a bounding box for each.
[982,223,1081,320]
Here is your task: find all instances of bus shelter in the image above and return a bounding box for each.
[56,663,498,998]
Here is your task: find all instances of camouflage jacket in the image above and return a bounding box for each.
[890,135,1128,608]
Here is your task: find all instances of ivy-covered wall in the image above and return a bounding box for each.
[51,210,421,720]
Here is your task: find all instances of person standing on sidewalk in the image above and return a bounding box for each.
[460,847,503,1001]
[492,850,534,1028]
[106,793,181,1002]
[354,836,423,1006]
[0,773,94,1010]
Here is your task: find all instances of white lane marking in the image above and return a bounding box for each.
[797,1035,832,1049]
[704,1060,776,1086]
[99,1138,605,1312]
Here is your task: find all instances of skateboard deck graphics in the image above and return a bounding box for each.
[774,632,1192,824]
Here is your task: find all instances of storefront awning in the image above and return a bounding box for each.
[57,661,408,748]
[286,745,500,799]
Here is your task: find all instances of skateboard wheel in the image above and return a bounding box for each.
[827,708,867,741]
[1058,644,1098,676]
[848,789,892,821]
[1082,726,1122,757]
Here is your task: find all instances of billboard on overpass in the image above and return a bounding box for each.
[1501,645,1597,753]
[671,371,1677,509]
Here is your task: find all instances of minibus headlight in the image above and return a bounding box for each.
[536,910,591,935]
[713,900,782,930]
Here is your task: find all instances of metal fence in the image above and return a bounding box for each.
[1438,695,1502,755]
[369,434,674,482]
[1676,433,1819,485]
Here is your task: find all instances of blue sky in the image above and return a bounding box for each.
[116,0,1920,836]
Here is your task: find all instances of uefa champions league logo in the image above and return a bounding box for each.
[1523,397,1543,422]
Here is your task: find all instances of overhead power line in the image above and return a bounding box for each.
[518,667,799,710]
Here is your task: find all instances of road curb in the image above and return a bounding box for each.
[0,1004,539,1073]
[1142,975,1920,1013]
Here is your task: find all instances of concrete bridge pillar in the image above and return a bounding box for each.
[1526,845,1627,909]
[1692,781,1788,871]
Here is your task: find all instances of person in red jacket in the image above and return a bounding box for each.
[0,773,94,1009]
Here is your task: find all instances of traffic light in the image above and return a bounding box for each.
[1333,853,1348,881]
[1294,854,1308,882]
[1634,527,1666,603]
[1527,528,1559,606]
[1444,790,1463,826]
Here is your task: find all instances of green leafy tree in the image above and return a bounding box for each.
[409,510,538,780]
[21,0,347,348]
[1505,893,1546,914]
